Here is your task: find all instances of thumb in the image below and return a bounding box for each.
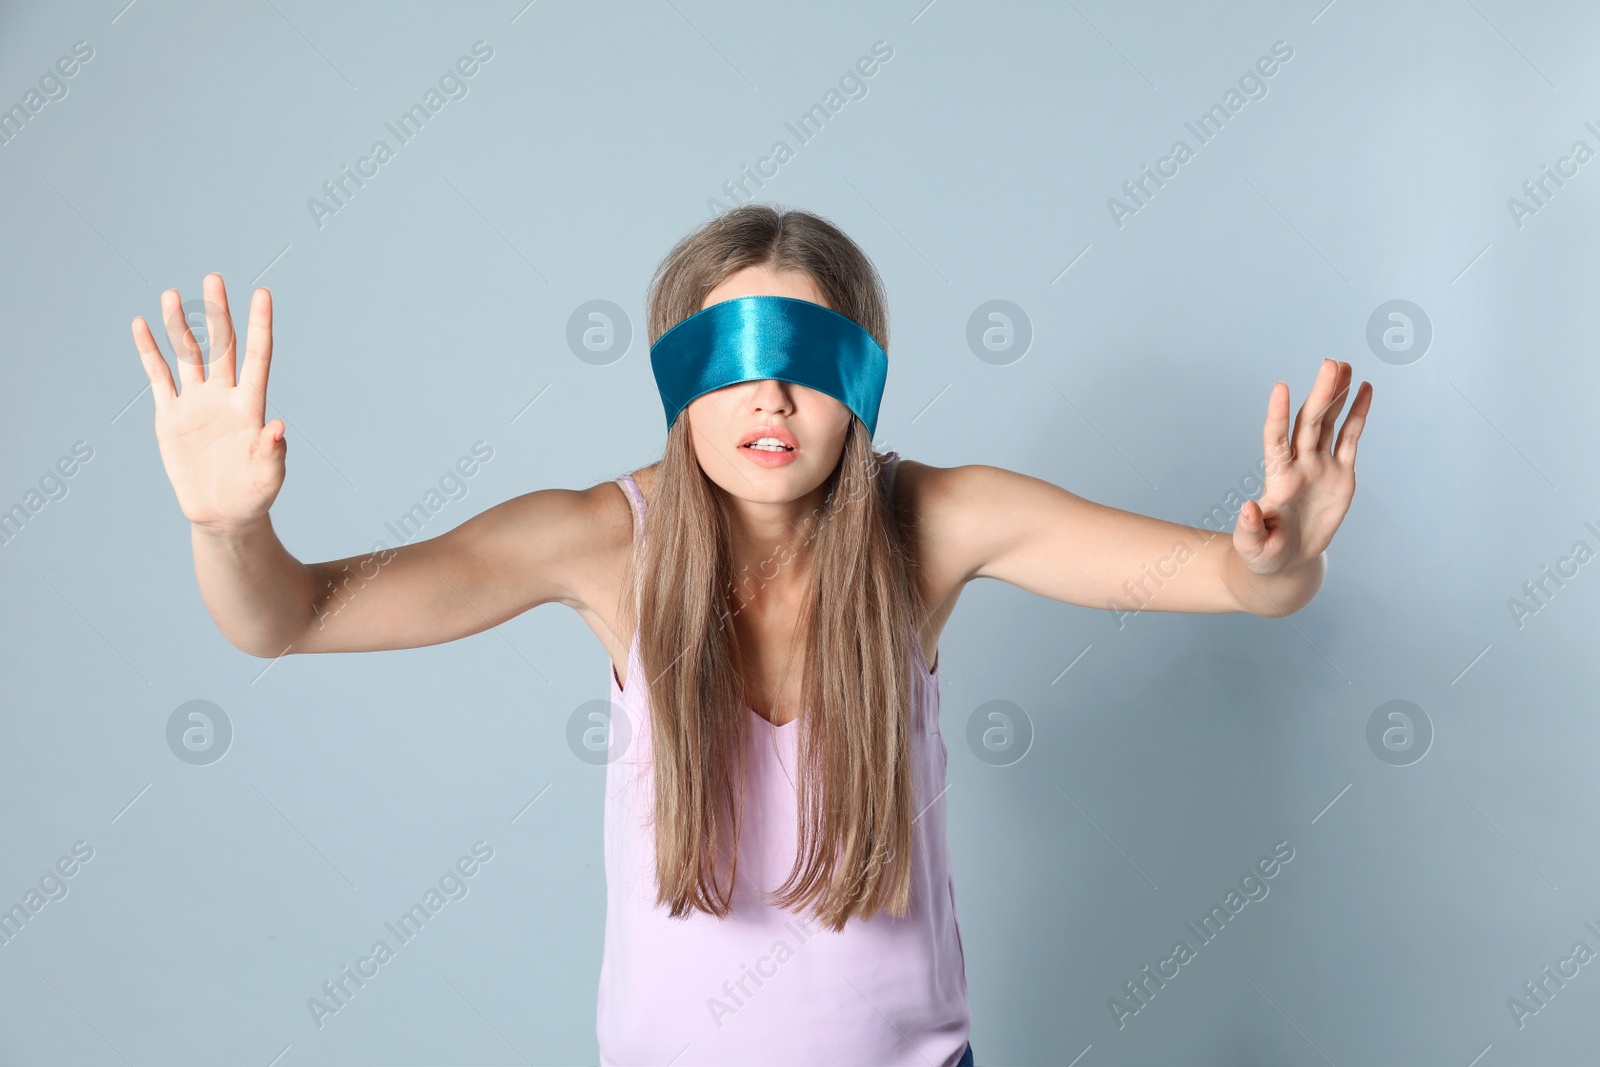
[1235,499,1267,554]
[258,419,286,457]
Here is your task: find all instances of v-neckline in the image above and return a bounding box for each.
[615,636,941,722]
[747,704,800,729]
[613,648,801,729]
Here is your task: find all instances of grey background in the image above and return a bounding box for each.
[2,0,1597,1064]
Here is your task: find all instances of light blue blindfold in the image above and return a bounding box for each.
[649,295,888,438]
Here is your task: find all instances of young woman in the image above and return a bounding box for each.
[129,205,1371,1067]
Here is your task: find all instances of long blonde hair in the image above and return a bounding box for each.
[623,203,926,932]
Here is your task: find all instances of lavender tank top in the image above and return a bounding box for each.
[596,451,971,1066]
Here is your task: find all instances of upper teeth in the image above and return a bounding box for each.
[747,438,790,450]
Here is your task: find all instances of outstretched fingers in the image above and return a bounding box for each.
[204,273,237,387]
[1289,359,1340,459]
[160,288,206,389]
[1332,379,1373,469]
[1314,362,1353,455]
[239,287,274,417]
[130,314,179,406]
[1262,378,1292,481]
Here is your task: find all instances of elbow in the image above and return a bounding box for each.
[232,635,294,659]
[220,623,306,659]
[244,641,294,660]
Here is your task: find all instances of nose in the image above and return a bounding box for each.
[750,378,793,415]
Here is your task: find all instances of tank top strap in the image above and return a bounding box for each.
[615,472,646,545]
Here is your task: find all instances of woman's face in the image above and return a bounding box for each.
[684,265,855,502]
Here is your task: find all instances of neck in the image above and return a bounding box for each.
[722,490,826,615]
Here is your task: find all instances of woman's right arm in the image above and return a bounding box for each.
[187,488,597,657]
[134,275,605,658]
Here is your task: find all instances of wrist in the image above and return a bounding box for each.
[1232,550,1324,616]
[191,513,271,539]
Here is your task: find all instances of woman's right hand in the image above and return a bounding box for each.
[131,274,286,532]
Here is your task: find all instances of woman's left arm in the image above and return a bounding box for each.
[931,359,1373,618]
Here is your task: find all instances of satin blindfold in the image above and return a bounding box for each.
[649,295,888,438]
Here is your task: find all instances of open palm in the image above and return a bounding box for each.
[1234,358,1373,575]
[130,274,286,532]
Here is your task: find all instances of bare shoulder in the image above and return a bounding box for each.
[891,459,1043,586]
[456,478,635,613]
[890,456,961,508]
[508,476,646,675]
[556,469,658,611]
[889,456,976,538]
[876,460,972,668]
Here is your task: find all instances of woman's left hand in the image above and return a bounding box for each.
[1234,358,1373,576]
